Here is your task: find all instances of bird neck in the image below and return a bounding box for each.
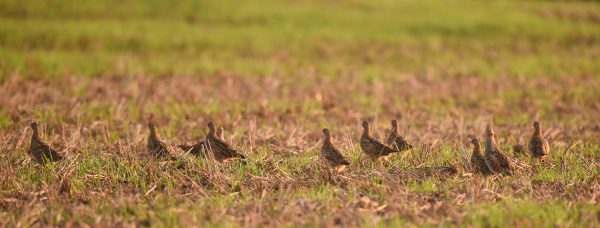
[323,135,332,144]
[208,127,216,138]
[31,128,41,141]
[534,127,542,137]
[363,126,370,137]
[472,143,482,155]
[149,127,158,139]
[484,136,496,152]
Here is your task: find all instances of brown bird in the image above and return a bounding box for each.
[386,120,413,152]
[360,121,399,160]
[512,144,526,154]
[28,121,63,164]
[205,122,247,163]
[529,121,550,161]
[178,140,206,156]
[147,117,172,158]
[470,138,492,175]
[483,127,514,175]
[216,126,224,139]
[180,126,225,156]
[320,128,350,171]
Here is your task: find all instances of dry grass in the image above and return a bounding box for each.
[0,72,599,227]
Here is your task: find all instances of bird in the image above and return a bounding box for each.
[147,116,172,158]
[205,122,247,163]
[386,120,413,152]
[512,144,526,154]
[483,127,514,175]
[180,126,225,156]
[360,121,399,160]
[320,128,350,171]
[178,140,206,156]
[28,121,63,164]
[529,121,550,161]
[216,126,224,140]
[470,138,492,175]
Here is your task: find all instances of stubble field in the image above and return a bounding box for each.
[1,0,599,227]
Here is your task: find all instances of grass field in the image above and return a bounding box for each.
[1,0,600,226]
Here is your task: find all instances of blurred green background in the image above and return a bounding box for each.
[1,0,599,79]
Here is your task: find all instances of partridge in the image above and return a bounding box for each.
[386,120,413,152]
[320,128,350,171]
[205,122,247,163]
[360,121,399,160]
[470,138,492,175]
[483,127,514,175]
[178,140,206,156]
[512,144,526,154]
[147,117,172,158]
[28,121,63,164]
[529,121,550,161]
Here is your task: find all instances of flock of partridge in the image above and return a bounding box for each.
[26,117,550,176]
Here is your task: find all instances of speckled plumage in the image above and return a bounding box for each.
[483,127,514,175]
[529,121,550,160]
[360,121,399,160]
[470,138,492,175]
[147,118,172,158]
[28,122,63,164]
[386,120,413,152]
[180,126,224,156]
[205,122,246,163]
[320,128,350,171]
[178,141,206,156]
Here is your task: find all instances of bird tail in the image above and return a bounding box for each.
[178,145,192,152]
[341,159,350,166]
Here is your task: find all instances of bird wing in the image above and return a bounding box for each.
[494,150,513,173]
[483,153,499,174]
[147,136,171,158]
[209,137,245,159]
[322,144,348,165]
[394,137,413,151]
[31,140,62,162]
[179,141,206,155]
[529,137,540,155]
[386,131,397,146]
[178,144,193,152]
[368,137,398,155]
[46,146,63,161]
[542,139,550,156]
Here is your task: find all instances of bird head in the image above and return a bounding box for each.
[533,121,541,130]
[30,121,39,130]
[362,121,369,129]
[485,128,495,138]
[207,122,216,135]
[147,114,157,130]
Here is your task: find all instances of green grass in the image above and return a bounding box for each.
[1,0,599,78]
[1,0,600,226]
